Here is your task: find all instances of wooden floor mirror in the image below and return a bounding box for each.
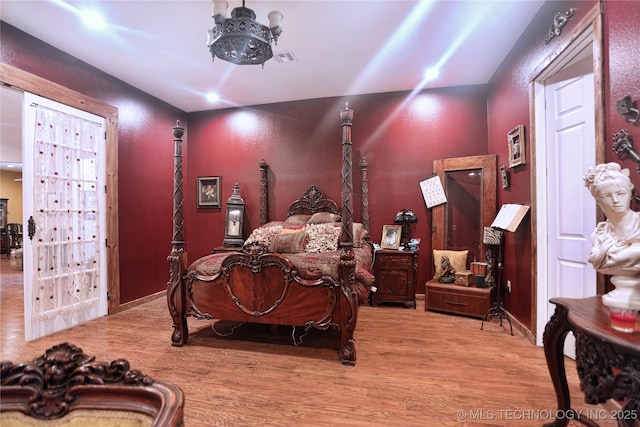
[431,155,497,272]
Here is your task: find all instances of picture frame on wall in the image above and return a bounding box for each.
[197,176,221,208]
[508,125,526,168]
[381,225,402,250]
[419,174,447,208]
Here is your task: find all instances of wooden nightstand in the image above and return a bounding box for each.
[371,249,418,308]
[425,279,494,318]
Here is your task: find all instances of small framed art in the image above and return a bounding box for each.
[381,225,402,250]
[508,125,526,168]
[197,176,221,208]
[419,174,447,208]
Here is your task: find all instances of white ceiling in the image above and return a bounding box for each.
[0,0,545,112]
[0,0,546,170]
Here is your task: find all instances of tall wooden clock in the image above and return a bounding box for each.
[223,183,245,247]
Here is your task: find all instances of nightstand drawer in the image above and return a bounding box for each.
[378,254,412,265]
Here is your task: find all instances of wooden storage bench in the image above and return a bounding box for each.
[425,279,494,319]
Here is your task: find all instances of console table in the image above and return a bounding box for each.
[543,296,640,427]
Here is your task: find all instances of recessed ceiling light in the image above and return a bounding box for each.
[424,67,439,81]
[206,92,220,103]
[80,9,106,30]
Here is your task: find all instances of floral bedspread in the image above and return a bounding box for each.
[188,220,374,304]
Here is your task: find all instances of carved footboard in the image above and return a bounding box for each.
[169,246,355,362]
[187,248,339,327]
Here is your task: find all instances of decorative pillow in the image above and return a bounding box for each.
[244,224,283,248]
[433,249,469,280]
[271,232,309,253]
[353,222,367,247]
[305,223,341,252]
[307,212,341,224]
[356,267,375,286]
[280,226,304,234]
[285,214,311,225]
[261,221,288,228]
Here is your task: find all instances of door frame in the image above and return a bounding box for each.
[528,4,605,344]
[0,63,121,313]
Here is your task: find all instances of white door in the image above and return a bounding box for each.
[536,54,597,352]
[545,56,597,300]
[22,92,107,341]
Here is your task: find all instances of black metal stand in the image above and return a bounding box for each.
[480,243,514,335]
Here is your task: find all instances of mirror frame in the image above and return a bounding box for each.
[432,155,497,268]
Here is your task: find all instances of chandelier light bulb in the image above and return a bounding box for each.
[213,0,229,18]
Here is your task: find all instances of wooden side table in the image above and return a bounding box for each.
[425,279,494,318]
[371,249,418,308]
[543,296,640,427]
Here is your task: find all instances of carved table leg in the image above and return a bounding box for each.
[543,304,574,427]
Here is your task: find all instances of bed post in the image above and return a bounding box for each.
[167,120,188,346]
[260,159,269,226]
[339,102,357,366]
[360,157,369,233]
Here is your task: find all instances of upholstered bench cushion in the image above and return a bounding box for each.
[1,410,153,427]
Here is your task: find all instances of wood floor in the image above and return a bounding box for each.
[0,256,619,426]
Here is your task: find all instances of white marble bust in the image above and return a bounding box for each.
[584,162,640,309]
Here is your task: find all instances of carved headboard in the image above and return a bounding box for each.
[258,159,370,232]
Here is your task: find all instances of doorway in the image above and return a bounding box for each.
[0,63,120,343]
[0,85,25,339]
[532,10,605,345]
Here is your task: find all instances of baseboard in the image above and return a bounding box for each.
[420,291,536,343]
[506,310,536,343]
[112,290,165,314]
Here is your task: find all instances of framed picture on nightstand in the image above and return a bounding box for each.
[381,225,401,249]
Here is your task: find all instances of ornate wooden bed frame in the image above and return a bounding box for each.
[167,103,369,365]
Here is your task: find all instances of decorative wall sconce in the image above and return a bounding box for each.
[611,129,640,204]
[617,95,640,124]
[500,165,510,189]
[612,129,639,171]
[544,7,576,44]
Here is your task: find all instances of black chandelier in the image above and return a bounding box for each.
[207,0,283,67]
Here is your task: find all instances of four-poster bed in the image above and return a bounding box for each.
[167,103,371,365]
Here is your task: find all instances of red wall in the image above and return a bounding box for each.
[187,88,489,291]
[487,0,640,330]
[1,21,489,304]
[4,0,637,335]
[604,0,640,171]
[0,23,187,303]
[602,1,640,289]
[486,0,597,330]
